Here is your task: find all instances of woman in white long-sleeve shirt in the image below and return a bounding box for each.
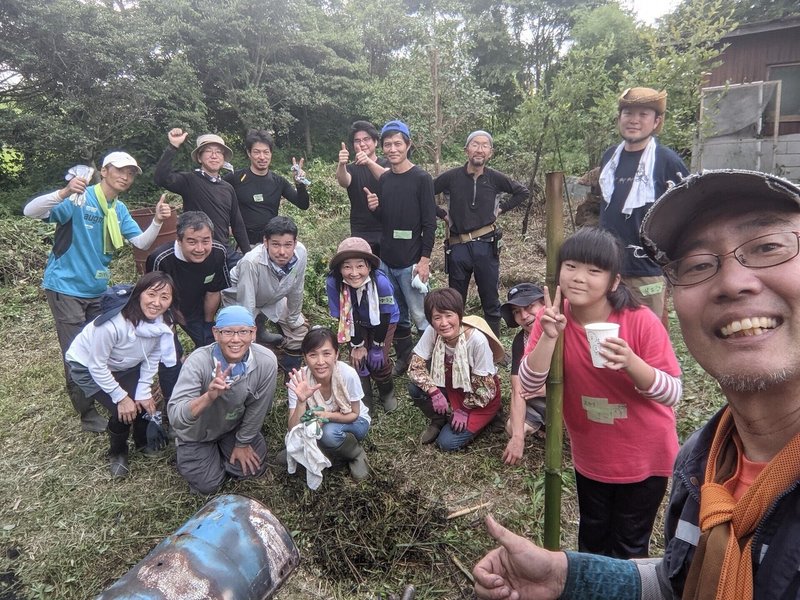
[66,272,179,478]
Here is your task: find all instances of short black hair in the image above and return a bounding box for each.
[176,211,214,240]
[301,327,339,355]
[262,215,298,240]
[121,271,181,327]
[349,121,380,147]
[244,129,275,153]
[423,288,464,323]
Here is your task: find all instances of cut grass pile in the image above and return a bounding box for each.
[0,187,726,599]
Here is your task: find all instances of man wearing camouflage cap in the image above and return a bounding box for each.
[599,87,689,319]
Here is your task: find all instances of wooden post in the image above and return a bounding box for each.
[543,171,565,550]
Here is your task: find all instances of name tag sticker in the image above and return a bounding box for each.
[393,229,412,240]
[379,295,394,305]
[253,194,264,203]
[204,274,215,284]
[639,281,665,296]
[582,396,627,424]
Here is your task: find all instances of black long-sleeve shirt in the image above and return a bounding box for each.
[434,164,529,235]
[374,165,437,269]
[154,145,250,253]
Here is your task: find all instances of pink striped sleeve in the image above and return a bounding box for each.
[518,358,548,395]
[638,368,682,407]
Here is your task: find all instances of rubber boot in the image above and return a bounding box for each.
[278,349,303,380]
[334,433,369,481]
[408,384,447,444]
[132,417,162,457]
[359,376,374,412]
[376,378,397,413]
[107,422,130,479]
[486,315,502,338]
[69,383,108,433]
[255,313,285,347]
[392,327,414,377]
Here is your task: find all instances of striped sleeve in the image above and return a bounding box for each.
[517,358,548,396]
[637,368,682,407]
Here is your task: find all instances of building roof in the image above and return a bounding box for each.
[722,15,800,39]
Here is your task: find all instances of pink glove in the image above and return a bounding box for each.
[428,389,448,414]
[451,409,469,432]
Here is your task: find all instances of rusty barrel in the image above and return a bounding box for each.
[130,207,177,274]
[96,494,300,600]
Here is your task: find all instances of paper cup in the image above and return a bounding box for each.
[585,322,620,368]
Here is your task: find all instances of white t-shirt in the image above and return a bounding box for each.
[287,361,371,423]
[413,325,496,376]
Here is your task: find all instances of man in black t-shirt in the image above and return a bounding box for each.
[336,120,389,256]
[224,129,310,247]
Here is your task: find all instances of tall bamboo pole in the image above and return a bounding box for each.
[543,171,565,550]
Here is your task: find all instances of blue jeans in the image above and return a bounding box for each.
[436,424,475,452]
[319,417,370,451]
[380,261,429,332]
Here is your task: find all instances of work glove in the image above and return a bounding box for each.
[451,409,469,432]
[428,388,448,414]
[144,411,168,452]
[366,344,386,371]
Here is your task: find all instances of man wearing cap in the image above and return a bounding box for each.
[24,151,171,433]
[599,87,689,319]
[365,120,437,375]
[434,130,530,336]
[474,170,800,599]
[224,129,310,247]
[168,305,278,494]
[336,120,390,256]
[500,283,546,466]
[154,128,250,264]
[222,215,309,376]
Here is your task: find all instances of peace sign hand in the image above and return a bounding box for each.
[207,363,233,401]
[291,157,307,183]
[540,285,567,339]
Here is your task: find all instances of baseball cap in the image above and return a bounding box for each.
[641,169,800,266]
[380,120,410,139]
[500,283,545,327]
[102,152,142,175]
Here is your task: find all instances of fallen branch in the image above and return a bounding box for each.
[450,554,475,585]
[446,502,490,520]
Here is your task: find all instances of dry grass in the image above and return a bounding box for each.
[0,177,725,599]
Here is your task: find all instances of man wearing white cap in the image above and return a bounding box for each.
[24,151,171,433]
[154,128,250,265]
[599,87,689,319]
[434,130,529,336]
[474,170,800,600]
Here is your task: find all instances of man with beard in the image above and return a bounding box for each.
[434,131,529,336]
[473,170,800,600]
[599,88,689,318]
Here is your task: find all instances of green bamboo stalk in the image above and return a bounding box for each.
[543,171,565,550]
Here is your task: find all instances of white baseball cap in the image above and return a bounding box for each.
[102,151,142,174]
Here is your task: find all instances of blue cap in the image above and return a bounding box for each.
[381,120,410,139]
[215,306,255,328]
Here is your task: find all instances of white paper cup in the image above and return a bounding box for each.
[585,322,620,368]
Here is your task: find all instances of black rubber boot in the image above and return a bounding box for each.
[278,350,303,379]
[69,383,107,433]
[486,315,502,338]
[255,313,285,346]
[408,384,447,444]
[107,422,130,479]
[333,433,369,481]
[359,376,374,412]
[376,378,397,413]
[132,417,162,457]
[392,327,414,377]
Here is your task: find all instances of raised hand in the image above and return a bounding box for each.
[365,188,379,211]
[207,363,233,402]
[338,142,350,165]
[540,286,567,340]
[154,194,171,225]
[286,368,321,403]
[168,128,189,148]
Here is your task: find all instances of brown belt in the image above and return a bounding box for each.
[448,224,496,245]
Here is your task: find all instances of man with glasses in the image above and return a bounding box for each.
[169,305,277,494]
[599,88,689,319]
[155,128,250,266]
[434,130,529,336]
[336,120,389,256]
[224,129,310,248]
[474,170,800,600]
[222,215,308,376]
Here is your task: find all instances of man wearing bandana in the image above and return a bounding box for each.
[24,151,170,433]
[169,305,278,494]
[222,215,309,376]
[599,87,688,318]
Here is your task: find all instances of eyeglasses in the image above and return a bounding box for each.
[202,148,224,156]
[663,231,800,286]
[353,137,374,145]
[468,142,492,150]
[216,328,254,339]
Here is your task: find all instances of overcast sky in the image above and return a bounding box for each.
[624,0,681,24]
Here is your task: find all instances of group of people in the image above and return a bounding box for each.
[23,82,800,599]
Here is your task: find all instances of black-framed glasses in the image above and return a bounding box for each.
[664,231,800,286]
[216,328,255,339]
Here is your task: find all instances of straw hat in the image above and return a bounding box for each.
[618,87,667,134]
[191,133,233,163]
[329,237,381,271]
[462,315,505,363]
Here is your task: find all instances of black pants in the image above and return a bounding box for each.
[448,240,500,327]
[575,470,668,559]
[92,365,148,446]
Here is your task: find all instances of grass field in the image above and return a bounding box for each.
[0,181,726,599]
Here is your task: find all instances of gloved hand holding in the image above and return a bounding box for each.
[428,388,448,414]
[144,411,168,452]
[366,344,386,371]
[451,409,469,432]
